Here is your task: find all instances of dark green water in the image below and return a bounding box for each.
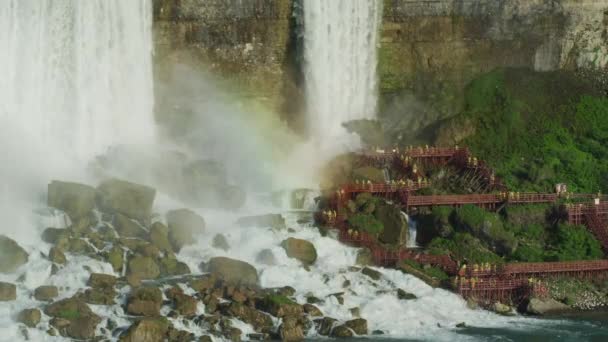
[331,313,608,342]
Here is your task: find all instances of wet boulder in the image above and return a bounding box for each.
[303,304,323,317]
[315,317,338,336]
[34,285,59,301]
[331,324,354,338]
[166,209,205,252]
[119,317,170,342]
[128,256,160,280]
[97,178,156,222]
[201,257,259,287]
[237,214,286,230]
[255,249,277,265]
[41,228,70,245]
[45,297,101,339]
[48,247,66,265]
[0,282,17,301]
[149,222,172,252]
[224,302,273,332]
[260,295,303,317]
[212,234,230,251]
[279,315,305,341]
[345,318,368,335]
[0,235,28,273]
[355,248,373,266]
[158,254,190,277]
[127,287,163,317]
[48,181,96,220]
[114,214,148,239]
[361,267,382,281]
[17,308,41,327]
[281,238,317,266]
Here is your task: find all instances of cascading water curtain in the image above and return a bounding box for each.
[0,0,155,162]
[303,0,383,153]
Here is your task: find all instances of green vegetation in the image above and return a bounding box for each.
[57,309,81,320]
[458,68,608,193]
[265,294,296,306]
[420,204,602,264]
[348,213,384,235]
[545,224,603,261]
[401,259,450,282]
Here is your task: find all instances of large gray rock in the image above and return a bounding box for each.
[166,209,206,252]
[48,181,96,220]
[45,297,101,339]
[526,298,570,315]
[97,179,156,222]
[0,236,28,273]
[201,257,259,287]
[281,238,317,265]
[237,214,286,230]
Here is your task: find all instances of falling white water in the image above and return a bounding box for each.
[0,0,156,242]
[303,0,383,155]
[0,0,155,162]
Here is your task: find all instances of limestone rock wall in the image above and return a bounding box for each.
[153,0,608,134]
[379,0,608,138]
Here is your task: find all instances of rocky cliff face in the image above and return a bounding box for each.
[153,0,608,135]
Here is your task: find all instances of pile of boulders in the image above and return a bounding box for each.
[0,178,372,341]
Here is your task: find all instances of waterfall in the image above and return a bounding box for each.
[303,0,383,154]
[0,0,155,241]
[0,0,155,162]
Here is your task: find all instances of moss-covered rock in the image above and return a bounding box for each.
[281,238,317,265]
[48,247,66,265]
[0,236,28,273]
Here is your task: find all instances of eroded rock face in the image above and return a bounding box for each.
[97,179,156,222]
[48,181,96,220]
[374,201,407,246]
[0,236,28,273]
[201,257,259,287]
[281,238,317,266]
[166,209,205,252]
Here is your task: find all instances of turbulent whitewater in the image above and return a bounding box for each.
[303,0,383,153]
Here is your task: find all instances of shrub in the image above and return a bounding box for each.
[348,213,384,235]
[546,224,603,261]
